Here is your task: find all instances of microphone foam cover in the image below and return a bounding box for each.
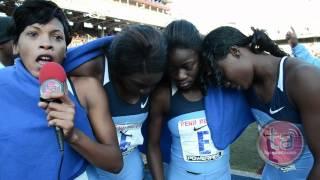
[39,62,67,84]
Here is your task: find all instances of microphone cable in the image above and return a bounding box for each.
[53,126,64,180]
[56,136,64,180]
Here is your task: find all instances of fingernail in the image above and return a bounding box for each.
[48,121,54,127]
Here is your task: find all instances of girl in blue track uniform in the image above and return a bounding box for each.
[147,20,231,180]
[202,26,320,180]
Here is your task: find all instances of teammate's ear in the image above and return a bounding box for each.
[13,43,19,55]
[229,46,240,58]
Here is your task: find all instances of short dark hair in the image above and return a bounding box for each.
[12,0,71,45]
[0,16,15,44]
[108,25,167,76]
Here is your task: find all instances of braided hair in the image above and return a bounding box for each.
[163,20,208,94]
[108,25,167,76]
[202,26,288,86]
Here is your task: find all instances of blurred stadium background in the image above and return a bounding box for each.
[1,0,320,55]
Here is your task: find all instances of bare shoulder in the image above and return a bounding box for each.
[150,81,171,114]
[287,59,320,86]
[152,81,170,101]
[71,76,102,90]
[70,76,106,109]
[286,59,320,103]
[69,55,105,81]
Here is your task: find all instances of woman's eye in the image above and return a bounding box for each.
[184,64,193,70]
[26,31,38,37]
[54,35,64,41]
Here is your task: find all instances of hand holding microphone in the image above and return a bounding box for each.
[38,62,76,151]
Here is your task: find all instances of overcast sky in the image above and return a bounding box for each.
[170,0,320,39]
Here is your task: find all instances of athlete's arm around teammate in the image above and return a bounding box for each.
[147,81,171,180]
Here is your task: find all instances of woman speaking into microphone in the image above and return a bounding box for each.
[0,1,122,179]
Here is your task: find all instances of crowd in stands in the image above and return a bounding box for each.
[69,33,97,47]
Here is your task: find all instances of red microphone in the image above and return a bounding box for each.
[39,62,66,152]
[39,62,66,102]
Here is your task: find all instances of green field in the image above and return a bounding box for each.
[230,123,264,173]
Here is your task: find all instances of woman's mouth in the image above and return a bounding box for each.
[36,55,53,65]
[178,81,190,88]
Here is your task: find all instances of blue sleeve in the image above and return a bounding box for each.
[63,36,113,72]
[205,87,255,150]
[292,44,320,68]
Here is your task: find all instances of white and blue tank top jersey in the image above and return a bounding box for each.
[93,57,148,180]
[246,56,314,179]
[167,84,230,175]
[103,78,149,156]
[102,57,149,155]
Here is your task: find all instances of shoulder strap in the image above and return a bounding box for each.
[277,56,288,92]
[103,56,110,85]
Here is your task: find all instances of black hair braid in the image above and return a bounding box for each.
[249,27,288,57]
[201,26,248,87]
[200,54,223,90]
[202,26,289,89]
[108,25,167,76]
[199,69,207,95]
[201,45,226,88]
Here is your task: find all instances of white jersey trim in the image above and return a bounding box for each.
[66,78,74,95]
[277,56,288,92]
[103,56,110,85]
